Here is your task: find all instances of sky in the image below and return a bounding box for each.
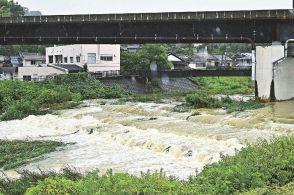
[17,0,293,15]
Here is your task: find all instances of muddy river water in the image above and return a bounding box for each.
[0,99,293,179]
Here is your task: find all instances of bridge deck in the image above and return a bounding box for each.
[0,9,293,24]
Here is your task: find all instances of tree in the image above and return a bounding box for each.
[121,44,172,74]
[167,43,196,56]
[0,0,24,16]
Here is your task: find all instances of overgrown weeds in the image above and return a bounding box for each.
[0,73,128,121]
[0,140,64,171]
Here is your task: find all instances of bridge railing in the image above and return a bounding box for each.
[0,10,292,24]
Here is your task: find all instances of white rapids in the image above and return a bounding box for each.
[0,99,293,180]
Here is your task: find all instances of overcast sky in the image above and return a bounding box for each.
[17,0,293,15]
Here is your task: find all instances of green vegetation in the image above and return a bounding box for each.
[0,45,47,56]
[126,92,188,103]
[121,44,173,73]
[207,43,252,57]
[0,73,128,121]
[0,167,83,195]
[242,182,294,195]
[0,0,24,17]
[167,43,196,56]
[183,77,264,113]
[190,77,255,95]
[185,93,264,113]
[0,137,292,194]
[0,140,63,170]
[191,136,294,194]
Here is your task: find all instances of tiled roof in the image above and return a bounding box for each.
[20,53,46,61]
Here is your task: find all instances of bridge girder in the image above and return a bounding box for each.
[0,10,294,44]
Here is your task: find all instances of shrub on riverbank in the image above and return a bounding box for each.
[0,140,63,170]
[0,73,128,121]
[1,137,292,195]
[185,92,264,113]
[190,77,255,95]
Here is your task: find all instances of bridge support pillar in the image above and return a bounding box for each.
[273,46,294,100]
[255,44,284,101]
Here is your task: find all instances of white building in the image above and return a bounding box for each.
[46,44,120,76]
[20,53,46,67]
[17,66,66,81]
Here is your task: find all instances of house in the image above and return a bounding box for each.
[188,53,234,69]
[17,66,66,81]
[234,53,252,66]
[167,53,190,70]
[211,54,234,67]
[20,52,46,67]
[46,44,120,76]
[188,53,216,69]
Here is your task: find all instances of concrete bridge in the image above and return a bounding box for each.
[0,9,294,101]
[0,9,294,44]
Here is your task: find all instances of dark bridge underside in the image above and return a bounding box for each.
[0,10,294,44]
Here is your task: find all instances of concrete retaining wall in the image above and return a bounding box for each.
[256,45,284,100]
[274,58,294,100]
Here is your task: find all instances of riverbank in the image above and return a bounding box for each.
[1,137,293,194]
[2,75,292,194]
[0,74,263,121]
[0,73,128,121]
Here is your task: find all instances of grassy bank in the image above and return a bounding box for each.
[189,77,255,95]
[0,140,63,170]
[0,73,128,121]
[0,137,293,194]
[183,77,264,113]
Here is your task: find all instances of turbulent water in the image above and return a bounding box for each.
[0,99,293,179]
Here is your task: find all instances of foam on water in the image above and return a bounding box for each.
[0,99,293,179]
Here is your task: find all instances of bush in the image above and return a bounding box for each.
[222,97,265,113]
[190,77,255,95]
[186,92,222,108]
[186,92,264,113]
[25,178,78,195]
[0,73,128,121]
[191,137,294,194]
[0,99,39,120]
[0,140,63,170]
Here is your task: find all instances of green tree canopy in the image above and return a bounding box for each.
[0,0,24,16]
[121,44,172,73]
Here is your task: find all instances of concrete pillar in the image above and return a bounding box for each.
[274,55,294,100]
[256,44,284,101]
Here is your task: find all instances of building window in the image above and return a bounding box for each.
[55,55,63,64]
[31,60,36,65]
[76,56,80,63]
[49,56,53,63]
[23,75,31,81]
[100,55,113,61]
[64,57,68,63]
[70,57,74,63]
[87,53,96,64]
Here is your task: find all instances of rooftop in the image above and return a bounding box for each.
[20,53,46,61]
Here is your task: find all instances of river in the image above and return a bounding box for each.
[0,99,293,180]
